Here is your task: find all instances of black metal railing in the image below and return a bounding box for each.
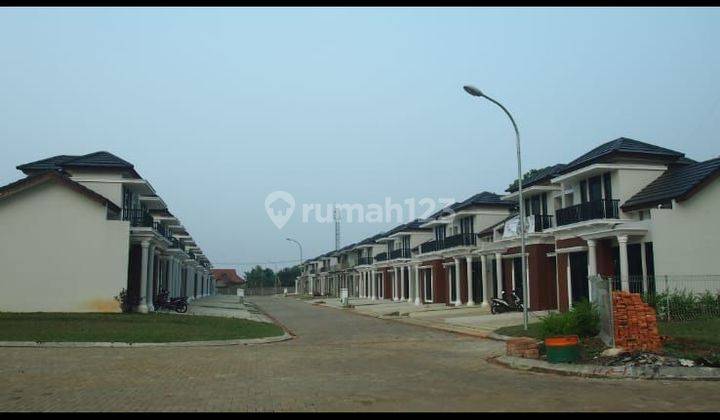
[441,233,476,249]
[389,248,411,259]
[122,208,153,228]
[555,199,619,226]
[358,257,373,265]
[374,252,388,262]
[419,240,438,254]
[169,237,181,249]
[533,214,554,232]
[320,266,328,272]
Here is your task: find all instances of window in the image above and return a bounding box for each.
[402,235,410,251]
[460,216,474,235]
[434,225,446,242]
[603,172,612,200]
[579,180,588,203]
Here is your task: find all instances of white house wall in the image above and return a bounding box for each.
[0,182,130,312]
[650,177,720,278]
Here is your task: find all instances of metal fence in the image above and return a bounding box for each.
[606,275,720,322]
[242,287,288,296]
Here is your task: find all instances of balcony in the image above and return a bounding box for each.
[358,257,373,266]
[419,240,438,254]
[374,252,388,262]
[442,233,476,249]
[389,248,411,259]
[555,199,619,227]
[122,208,153,228]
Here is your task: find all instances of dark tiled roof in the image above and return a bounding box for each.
[211,269,245,284]
[560,137,685,175]
[17,151,135,172]
[506,164,567,192]
[0,171,120,212]
[622,157,720,210]
[454,191,513,212]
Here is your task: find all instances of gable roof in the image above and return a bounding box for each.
[0,171,120,212]
[559,137,685,175]
[211,269,245,284]
[506,164,567,192]
[454,191,512,211]
[17,151,136,174]
[622,157,720,211]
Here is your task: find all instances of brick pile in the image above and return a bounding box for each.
[612,291,662,352]
[506,337,540,359]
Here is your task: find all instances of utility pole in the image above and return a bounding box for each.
[334,206,341,251]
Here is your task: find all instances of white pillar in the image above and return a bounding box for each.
[495,252,503,297]
[454,257,462,306]
[640,241,648,293]
[138,241,150,313]
[394,267,400,301]
[618,235,630,291]
[466,255,475,306]
[481,254,490,306]
[371,269,377,300]
[587,239,598,276]
[414,264,421,305]
[401,266,407,302]
[146,244,156,311]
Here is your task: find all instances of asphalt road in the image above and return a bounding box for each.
[1,296,718,411]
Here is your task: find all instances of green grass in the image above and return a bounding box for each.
[494,323,544,339]
[659,318,720,364]
[0,312,284,343]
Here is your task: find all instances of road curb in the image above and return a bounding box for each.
[491,355,720,381]
[0,332,293,348]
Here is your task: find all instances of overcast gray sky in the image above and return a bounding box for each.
[1,8,719,273]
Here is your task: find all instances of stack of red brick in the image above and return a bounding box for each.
[612,291,662,352]
[506,337,540,359]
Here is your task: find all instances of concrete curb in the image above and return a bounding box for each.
[492,355,720,381]
[0,332,293,348]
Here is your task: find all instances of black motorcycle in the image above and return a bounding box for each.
[154,289,188,314]
[490,289,524,314]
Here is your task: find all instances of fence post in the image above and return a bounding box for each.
[664,275,670,322]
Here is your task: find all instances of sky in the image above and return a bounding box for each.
[1,8,719,273]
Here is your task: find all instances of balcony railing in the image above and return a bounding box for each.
[389,248,411,259]
[374,252,388,262]
[169,237,182,249]
[555,199,620,227]
[358,257,373,266]
[442,233,476,249]
[122,208,153,228]
[419,240,438,254]
[533,214,554,231]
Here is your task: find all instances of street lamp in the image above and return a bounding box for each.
[463,85,529,330]
[286,238,303,294]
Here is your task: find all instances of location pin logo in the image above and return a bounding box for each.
[265,191,296,229]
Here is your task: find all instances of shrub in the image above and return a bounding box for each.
[113,288,136,313]
[539,299,600,339]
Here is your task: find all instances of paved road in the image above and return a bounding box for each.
[1,296,719,411]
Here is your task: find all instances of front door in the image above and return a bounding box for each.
[569,251,589,304]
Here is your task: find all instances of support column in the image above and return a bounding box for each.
[138,241,150,313]
[393,267,399,301]
[495,253,503,297]
[454,257,462,306]
[401,266,407,302]
[481,254,490,307]
[414,264,421,306]
[466,255,475,306]
[587,239,598,276]
[640,242,648,293]
[146,244,156,311]
[371,269,377,300]
[618,235,630,291]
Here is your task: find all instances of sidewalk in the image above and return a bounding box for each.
[187,295,274,324]
[298,295,545,338]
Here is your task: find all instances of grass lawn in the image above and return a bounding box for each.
[659,318,720,364]
[0,312,284,343]
[494,323,543,339]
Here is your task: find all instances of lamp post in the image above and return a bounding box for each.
[286,238,303,294]
[463,85,529,330]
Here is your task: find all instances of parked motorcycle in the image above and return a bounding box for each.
[490,289,524,314]
[154,289,188,313]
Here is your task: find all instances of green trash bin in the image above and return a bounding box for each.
[545,335,580,363]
